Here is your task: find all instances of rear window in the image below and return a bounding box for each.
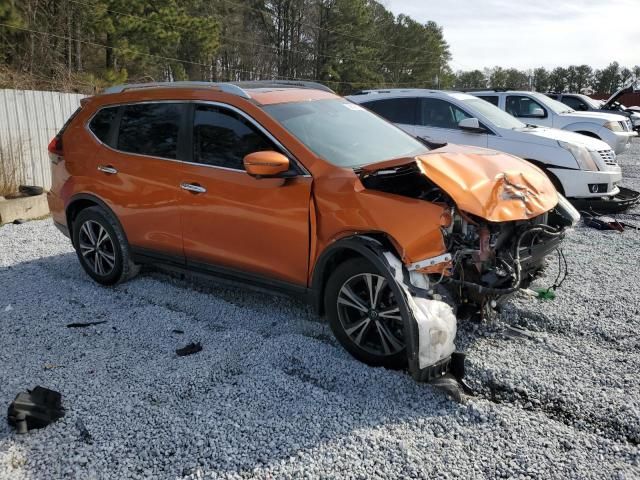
[89,107,118,144]
[117,103,183,159]
[361,98,417,124]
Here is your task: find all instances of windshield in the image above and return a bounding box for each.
[263,99,428,168]
[530,92,574,114]
[461,97,526,129]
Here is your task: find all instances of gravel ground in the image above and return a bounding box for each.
[1,140,639,480]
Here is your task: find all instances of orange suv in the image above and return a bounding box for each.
[48,81,579,382]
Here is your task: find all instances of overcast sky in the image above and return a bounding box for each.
[383,0,640,72]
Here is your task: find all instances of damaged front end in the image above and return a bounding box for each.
[357,148,580,385]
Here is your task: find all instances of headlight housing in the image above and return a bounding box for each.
[558,141,599,171]
[603,120,623,132]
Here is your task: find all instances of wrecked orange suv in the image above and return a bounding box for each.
[48,81,579,383]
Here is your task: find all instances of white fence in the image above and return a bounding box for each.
[0,89,86,190]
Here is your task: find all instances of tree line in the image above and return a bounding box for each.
[0,0,451,94]
[453,62,640,95]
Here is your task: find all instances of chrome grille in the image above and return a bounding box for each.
[597,149,617,166]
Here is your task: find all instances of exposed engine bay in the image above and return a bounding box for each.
[359,161,580,312]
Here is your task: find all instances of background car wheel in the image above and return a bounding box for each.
[325,257,407,369]
[72,206,139,286]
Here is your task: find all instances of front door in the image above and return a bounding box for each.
[179,103,312,286]
[414,98,488,148]
[91,102,186,259]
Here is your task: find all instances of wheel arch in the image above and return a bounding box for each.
[310,233,403,317]
[66,194,128,247]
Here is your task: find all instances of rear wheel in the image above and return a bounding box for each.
[72,206,139,286]
[325,258,407,368]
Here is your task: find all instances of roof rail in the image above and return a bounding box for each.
[102,81,251,98]
[230,80,334,93]
[102,79,334,97]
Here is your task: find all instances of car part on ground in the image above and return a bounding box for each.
[570,186,640,213]
[176,342,203,357]
[348,89,626,205]
[7,386,65,434]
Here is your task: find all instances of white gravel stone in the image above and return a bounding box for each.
[0,140,639,479]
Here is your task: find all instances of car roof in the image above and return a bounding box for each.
[97,81,339,106]
[348,89,477,102]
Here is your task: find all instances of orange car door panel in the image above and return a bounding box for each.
[180,103,311,285]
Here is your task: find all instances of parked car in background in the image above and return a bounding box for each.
[546,91,640,133]
[348,89,637,210]
[470,90,636,154]
[47,81,578,383]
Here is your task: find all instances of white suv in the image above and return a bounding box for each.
[471,90,636,154]
[347,89,624,204]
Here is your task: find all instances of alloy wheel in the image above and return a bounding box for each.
[78,220,116,276]
[336,273,405,357]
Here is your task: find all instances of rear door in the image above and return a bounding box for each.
[91,102,186,260]
[415,98,488,147]
[179,103,312,286]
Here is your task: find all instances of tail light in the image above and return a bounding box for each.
[48,136,64,164]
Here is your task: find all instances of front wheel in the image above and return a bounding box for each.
[324,258,407,368]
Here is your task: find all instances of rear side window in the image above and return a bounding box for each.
[361,98,417,124]
[89,107,118,144]
[477,96,499,106]
[192,105,277,170]
[117,103,183,159]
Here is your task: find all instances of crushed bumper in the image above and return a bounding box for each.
[571,186,640,213]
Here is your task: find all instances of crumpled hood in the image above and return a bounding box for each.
[414,145,558,222]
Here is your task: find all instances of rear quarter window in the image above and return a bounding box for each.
[477,96,499,106]
[89,107,118,145]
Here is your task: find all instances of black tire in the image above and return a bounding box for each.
[19,185,44,196]
[72,206,139,286]
[324,257,407,369]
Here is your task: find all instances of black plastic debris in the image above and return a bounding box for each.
[172,329,185,335]
[66,320,107,328]
[176,342,202,357]
[76,418,93,444]
[7,386,65,434]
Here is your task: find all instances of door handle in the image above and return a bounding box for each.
[98,165,118,175]
[180,182,207,194]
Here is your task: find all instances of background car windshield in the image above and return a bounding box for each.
[532,93,574,114]
[462,98,526,129]
[577,94,602,109]
[263,99,428,168]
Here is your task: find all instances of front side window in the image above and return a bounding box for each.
[361,98,417,124]
[505,96,547,118]
[89,106,118,145]
[192,105,277,170]
[263,99,428,168]
[420,98,472,129]
[117,103,183,159]
[461,98,525,130]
